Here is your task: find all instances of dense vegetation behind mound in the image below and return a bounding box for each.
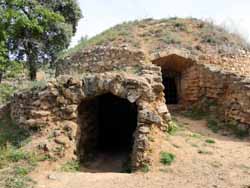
[62,18,250,59]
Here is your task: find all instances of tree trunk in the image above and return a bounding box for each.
[26,42,38,81]
[0,71,3,84]
[29,61,37,81]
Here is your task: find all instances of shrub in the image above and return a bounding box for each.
[161,32,182,44]
[0,84,16,104]
[0,117,30,148]
[167,120,184,135]
[160,152,175,165]
[140,164,150,173]
[205,139,216,144]
[61,160,80,172]
[207,118,220,133]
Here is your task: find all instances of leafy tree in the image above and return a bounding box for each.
[0,0,82,80]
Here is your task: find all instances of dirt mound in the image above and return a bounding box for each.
[64,18,250,59]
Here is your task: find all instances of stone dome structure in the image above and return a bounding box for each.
[1,18,250,171]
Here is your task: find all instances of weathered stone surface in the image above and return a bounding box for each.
[7,46,171,170]
[138,126,150,134]
[139,109,162,124]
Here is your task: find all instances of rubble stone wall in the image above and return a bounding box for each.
[7,46,171,170]
[56,46,147,76]
[181,63,250,134]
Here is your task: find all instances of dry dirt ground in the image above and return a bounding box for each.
[31,114,250,188]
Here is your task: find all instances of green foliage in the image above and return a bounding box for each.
[61,160,80,172]
[26,80,47,91]
[226,120,248,139]
[0,84,16,104]
[14,166,31,176]
[161,31,182,44]
[140,164,150,173]
[0,117,30,148]
[160,152,175,165]
[167,120,183,135]
[5,175,34,188]
[0,117,44,188]
[182,107,207,120]
[0,0,82,80]
[63,21,135,57]
[190,133,202,139]
[207,118,220,133]
[205,139,216,144]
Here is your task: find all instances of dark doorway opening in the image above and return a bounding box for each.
[163,76,178,104]
[98,93,137,152]
[78,93,137,172]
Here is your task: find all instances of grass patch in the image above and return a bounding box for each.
[167,120,184,135]
[227,120,249,139]
[62,21,135,58]
[190,133,202,139]
[182,108,207,120]
[205,139,216,144]
[160,152,175,166]
[5,175,34,188]
[140,164,150,173]
[160,31,182,44]
[207,118,220,133]
[61,160,80,172]
[0,117,43,188]
[0,117,30,148]
[0,84,16,104]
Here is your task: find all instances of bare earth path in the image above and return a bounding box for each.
[32,114,250,188]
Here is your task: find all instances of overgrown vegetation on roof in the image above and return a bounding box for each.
[61,17,250,59]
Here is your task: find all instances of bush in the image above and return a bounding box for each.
[167,120,184,135]
[160,152,175,165]
[207,118,220,133]
[0,84,16,104]
[205,139,216,144]
[61,160,80,172]
[0,117,30,148]
[140,164,149,173]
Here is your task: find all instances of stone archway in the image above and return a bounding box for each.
[77,93,138,172]
[152,54,193,105]
[9,70,171,172]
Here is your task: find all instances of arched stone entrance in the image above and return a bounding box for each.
[152,54,193,105]
[8,46,172,172]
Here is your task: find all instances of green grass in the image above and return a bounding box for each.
[167,120,184,135]
[182,108,207,120]
[190,133,202,139]
[61,21,135,58]
[226,120,249,139]
[160,152,175,166]
[5,175,34,188]
[205,139,216,144]
[140,164,150,173]
[0,117,45,188]
[61,160,80,172]
[0,117,30,148]
[0,84,17,104]
[207,118,220,133]
[160,31,182,44]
